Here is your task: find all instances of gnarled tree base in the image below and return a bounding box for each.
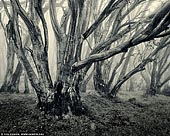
[37,86,88,118]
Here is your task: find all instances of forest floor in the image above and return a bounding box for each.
[0,91,170,136]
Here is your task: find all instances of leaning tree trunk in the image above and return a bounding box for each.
[0,35,15,92]
[109,37,169,97]
[148,58,157,95]
[9,62,22,93]
[93,62,109,96]
[108,48,134,96]
[8,0,170,117]
[9,0,86,118]
[49,0,93,116]
[24,71,30,94]
[154,47,170,94]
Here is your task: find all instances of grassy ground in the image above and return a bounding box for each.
[0,91,170,136]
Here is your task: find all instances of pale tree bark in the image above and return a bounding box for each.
[9,0,88,117]
[72,1,170,71]
[92,1,127,95]
[137,47,151,90]
[108,53,126,88]
[0,38,15,92]
[0,0,15,93]
[111,47,135,92]
[117,48,135,81]
[109,36,170,97]
[148,58,157,95]
[1,0,169,117]
[148,44,170,94]
[10,62,22,93]
[0,0,35,93]
[10,0,49,106]
[91,0,151,96]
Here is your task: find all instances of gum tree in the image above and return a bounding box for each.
[1,0,170,117]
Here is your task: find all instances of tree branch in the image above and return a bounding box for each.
[34,0,49,52]
[49,0,64,42]
[109,38,170,95]
[72,2,170,72]
[82,0,124,39]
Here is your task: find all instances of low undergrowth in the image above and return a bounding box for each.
[0,92,170,136]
